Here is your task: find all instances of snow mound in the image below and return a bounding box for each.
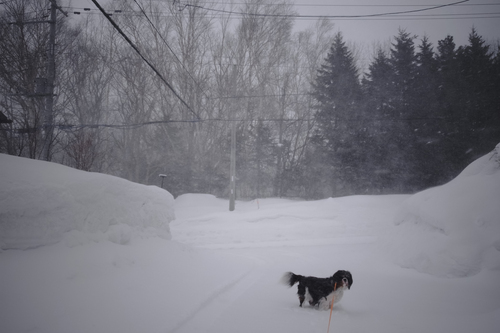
[175,193,221,208]
[388,143,500,277]
[0,154,175,250]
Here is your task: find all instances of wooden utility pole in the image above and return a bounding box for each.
[42,1,57,161]
[40,1,67,161]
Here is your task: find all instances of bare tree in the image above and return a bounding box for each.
[0,0,51,158]
[277,19,336,196]
[58,15,114,171]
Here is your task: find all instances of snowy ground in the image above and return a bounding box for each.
[1,145,500,333]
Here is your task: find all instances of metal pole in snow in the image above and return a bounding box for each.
[229,62,237,211]
[159,174,166,189]
[229,120,236,211]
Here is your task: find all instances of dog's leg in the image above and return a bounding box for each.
[297,284,306,307]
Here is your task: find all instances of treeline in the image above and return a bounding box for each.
[310,29,500,196]
[1,0,499,199]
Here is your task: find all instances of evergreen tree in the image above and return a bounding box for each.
[492,45,500,145]
[436,35,467,179]
[387,29,419,191]
[413,36,444,187]
[436,35,461,124]
[363,48,393,117]
[457,28,497,156]
[415,36,439,115]
[390,29,418,115]
[362,48,396,192]
[358,29,500,194]
[311,32,365,195]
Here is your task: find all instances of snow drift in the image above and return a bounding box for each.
[389,143,500,277]
[0,154,175,250]
[1,151,500,333]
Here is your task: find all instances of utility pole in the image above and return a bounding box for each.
[229,62,237,211]
[7,1,66,159]
[40,1,67,161]
[229,118,236,211]
[42,1,57,161]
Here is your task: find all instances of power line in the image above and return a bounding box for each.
[181,0,471,19]
[292,2,495,7]
[90,0,200,120]
[147,0,491,8]
[131,0,211,101]
[65,8,500,19]
[212,93,312,99]
[1,114,474,134]
[65,4,500,22]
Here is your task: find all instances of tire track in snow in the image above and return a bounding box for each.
[196,236,376,249]
[168,269,263,333]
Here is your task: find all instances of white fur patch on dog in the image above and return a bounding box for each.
[318,287,347,310]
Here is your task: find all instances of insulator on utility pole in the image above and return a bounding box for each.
[35,78,47,95]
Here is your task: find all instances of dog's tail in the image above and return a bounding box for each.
[280,272,303,287]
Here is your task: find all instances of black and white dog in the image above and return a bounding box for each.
[281,270,353,309]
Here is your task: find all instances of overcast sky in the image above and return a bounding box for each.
[295,0,500,47]
[65,0,499,49]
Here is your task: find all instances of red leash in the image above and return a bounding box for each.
[327,282,337,333]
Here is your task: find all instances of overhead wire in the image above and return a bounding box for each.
[131,0,211,101]
[64,8,500,21]
[89,0,200,120]
[63,0,500,21]
[146,0,491,6]
[20,0,489,130]
[64,0,500,22]
[1,114,472,134]
[180,0,472,19]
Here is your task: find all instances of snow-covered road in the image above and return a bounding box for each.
[2,148,500,333]
[2,193,499,333]
[168,195,500,333]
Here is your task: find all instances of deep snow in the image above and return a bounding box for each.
[1,145,500,333]
[389,143,500,278]
[0,154,175,250]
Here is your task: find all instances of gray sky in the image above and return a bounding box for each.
[294,0,500,47]
[65,0,499,49]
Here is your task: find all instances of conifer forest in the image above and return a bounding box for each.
[1,0,499,198]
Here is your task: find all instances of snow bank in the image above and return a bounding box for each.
[388,143,500,277]
[0,154,175,250]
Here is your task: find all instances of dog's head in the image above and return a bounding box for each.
[332,270,353,290]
